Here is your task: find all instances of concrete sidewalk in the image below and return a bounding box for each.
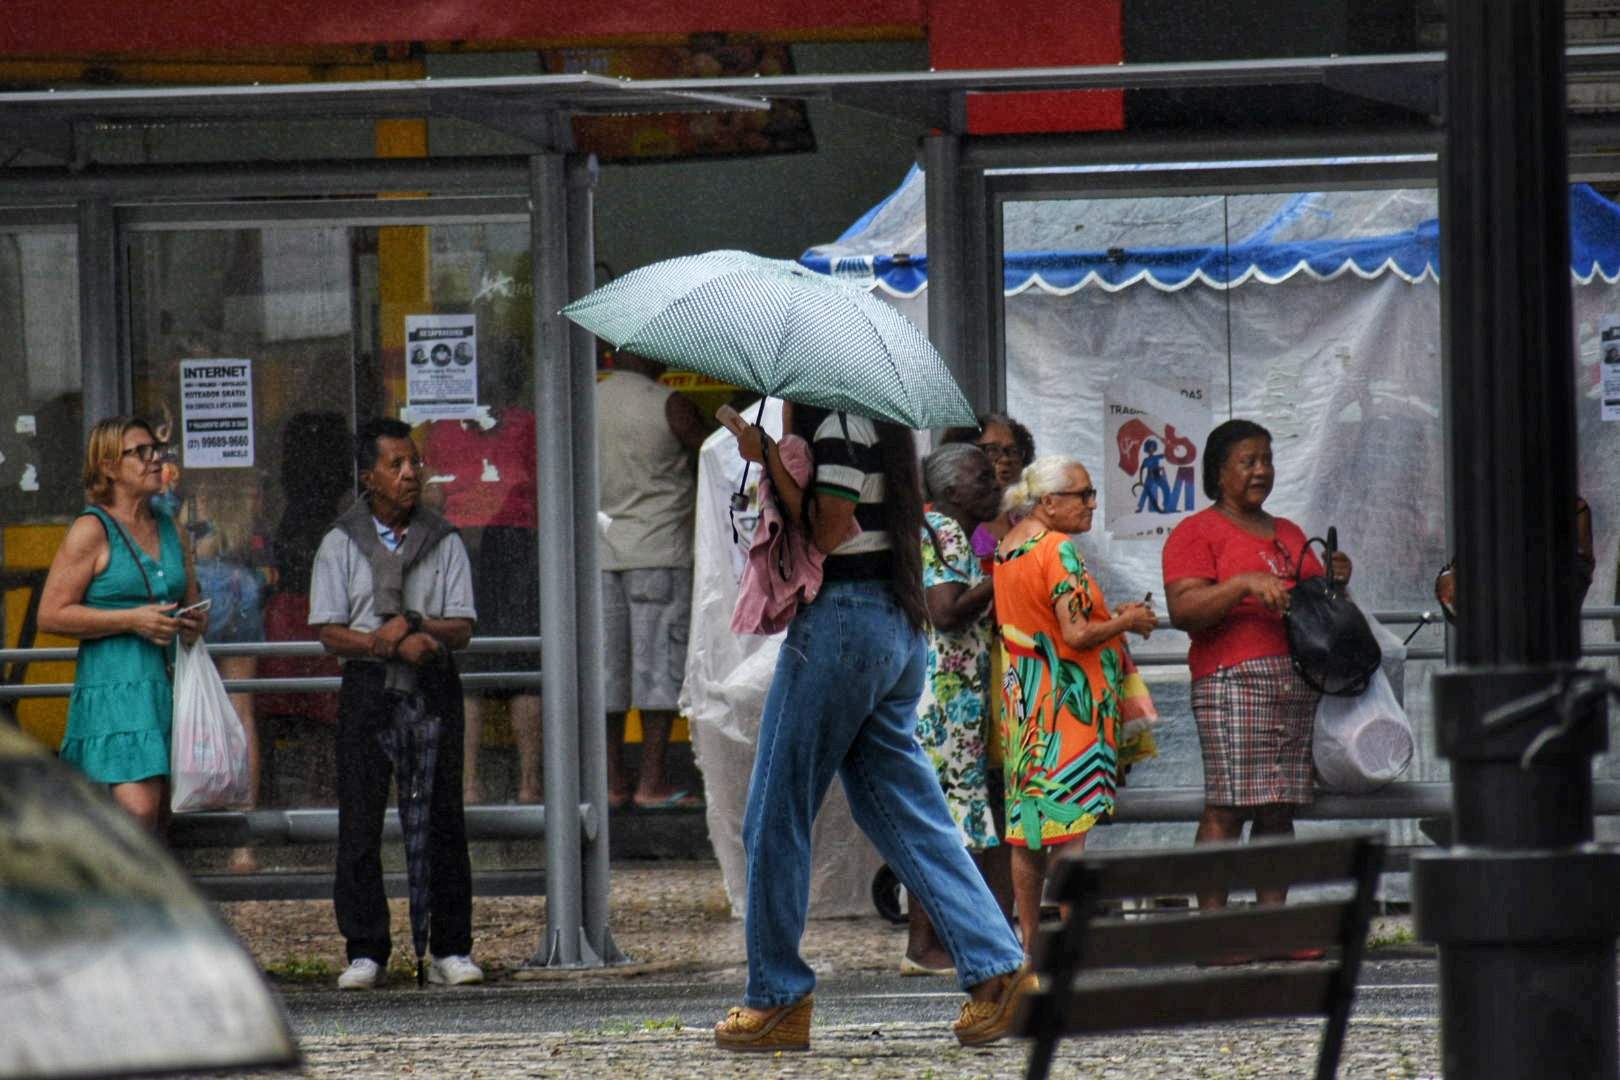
[215,860,1438,1079]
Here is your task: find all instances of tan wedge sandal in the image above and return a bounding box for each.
[714,995,814,1052]
[953,969,1039,1047]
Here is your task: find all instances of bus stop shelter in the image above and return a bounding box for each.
[2,37,1617,1074]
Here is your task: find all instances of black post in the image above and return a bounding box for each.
[1412,3,1620,1077]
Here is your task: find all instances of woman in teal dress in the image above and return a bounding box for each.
[39,416,208,831]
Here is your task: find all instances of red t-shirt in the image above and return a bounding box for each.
[1161,507,1324,679]
[421,408,538,530]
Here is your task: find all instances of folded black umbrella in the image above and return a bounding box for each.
[374,690,442,986]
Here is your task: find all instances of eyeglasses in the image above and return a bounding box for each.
[120,442,170,463]
[1050,486,1098,504]
[976,443,1024,463]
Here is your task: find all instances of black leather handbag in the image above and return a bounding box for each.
[1284,527,1382,697]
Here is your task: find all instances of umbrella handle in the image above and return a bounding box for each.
[729,398,771,545]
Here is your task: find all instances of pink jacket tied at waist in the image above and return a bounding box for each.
[731,434,857,636]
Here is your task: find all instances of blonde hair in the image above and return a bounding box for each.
[82,416,154,505]
[1002,454,1086,516]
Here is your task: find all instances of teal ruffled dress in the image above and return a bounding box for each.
[58,506,186,784]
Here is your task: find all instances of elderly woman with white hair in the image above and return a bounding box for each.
[994,454,1158,955]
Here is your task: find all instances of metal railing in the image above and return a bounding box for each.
[13,608,1620,697]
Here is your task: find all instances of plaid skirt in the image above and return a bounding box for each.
[1191,655,1320,807]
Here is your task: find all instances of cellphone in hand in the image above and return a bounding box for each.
[715,404,751,438]
[174,598,212,617]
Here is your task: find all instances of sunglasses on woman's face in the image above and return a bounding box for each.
[1050,486,1098,505]
[121,442,171,464]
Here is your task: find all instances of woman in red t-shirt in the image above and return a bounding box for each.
[1161,419,1353,922]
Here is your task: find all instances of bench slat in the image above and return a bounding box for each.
[1048,834,1377,902]
[1037,900,1349,968]
[1017,968,1339,1036]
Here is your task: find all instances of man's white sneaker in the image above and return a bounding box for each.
[337,958,385,990]
[427,954,484,986]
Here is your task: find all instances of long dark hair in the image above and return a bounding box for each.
[792,405,928,632]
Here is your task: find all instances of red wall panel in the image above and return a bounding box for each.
[0,1,927,55]
[928,0,1124,134]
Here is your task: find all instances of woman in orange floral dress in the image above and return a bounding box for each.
[994,454,1158,955]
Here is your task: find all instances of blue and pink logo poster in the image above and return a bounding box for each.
[1103,380,1211,540]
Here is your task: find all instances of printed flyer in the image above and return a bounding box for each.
[405,314,479,421]
[179,359,254,468]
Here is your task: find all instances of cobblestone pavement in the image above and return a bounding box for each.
[214,860,1438,1079]
[219,1020,1441,1079]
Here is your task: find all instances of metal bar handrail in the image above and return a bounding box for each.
[160,780,1620,851]
[4,614,1619,699]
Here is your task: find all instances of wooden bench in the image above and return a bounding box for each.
[1015,832,1385,1080]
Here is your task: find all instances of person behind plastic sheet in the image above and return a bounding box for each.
[596,348,715,811]
[714,404,1031,1053]
[308,418,483,991]
[903,444,1012,977]
[993,455,1158,958]
[38,417,210,832]
[1161,418,1353,940]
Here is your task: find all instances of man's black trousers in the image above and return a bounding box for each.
[333,660,473,965]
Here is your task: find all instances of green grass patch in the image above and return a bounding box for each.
[266,955,334,980]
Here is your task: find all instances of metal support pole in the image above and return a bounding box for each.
[922,134,975,411]
[76,197,125,431]
[565,153,623,965]
[526,152,585,969]
[1412,4,1620,1076]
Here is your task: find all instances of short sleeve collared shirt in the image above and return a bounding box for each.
[308,523,477,638]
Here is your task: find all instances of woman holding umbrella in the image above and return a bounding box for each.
[717,403,1029,1052]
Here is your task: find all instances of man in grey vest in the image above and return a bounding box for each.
[309,418,482,990]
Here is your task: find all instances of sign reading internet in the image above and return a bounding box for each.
[179,359,254,468]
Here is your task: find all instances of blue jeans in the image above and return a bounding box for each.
[742,580,1024,1006]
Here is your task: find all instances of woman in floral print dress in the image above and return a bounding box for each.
[905,444,1011,974]
[994,455,1158,956]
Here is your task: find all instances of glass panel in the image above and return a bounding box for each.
[359,221,540,806]
[130,225,358,816]
[0,225,82,750]
[128,218,542,815]
[999,187,1448,851]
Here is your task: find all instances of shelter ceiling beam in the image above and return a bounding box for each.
[0,156,533,203]
[0,117,75,165]
[430,93,573,152]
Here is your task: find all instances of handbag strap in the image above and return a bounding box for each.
[1294,525,1340,589]
[85,508,158,602]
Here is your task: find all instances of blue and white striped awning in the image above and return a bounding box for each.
[801,165,1620,296]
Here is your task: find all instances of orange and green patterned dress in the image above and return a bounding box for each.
[994,530,1156,849]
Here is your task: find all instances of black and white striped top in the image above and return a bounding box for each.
[811,411,890,581]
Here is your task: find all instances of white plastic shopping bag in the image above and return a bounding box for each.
[1313,667,1414,793]
[170,636,251,812]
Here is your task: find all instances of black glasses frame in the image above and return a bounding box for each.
[121,442,171,463]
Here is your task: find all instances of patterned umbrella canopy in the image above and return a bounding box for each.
[562,249,976,430]
[375,692,442,986]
